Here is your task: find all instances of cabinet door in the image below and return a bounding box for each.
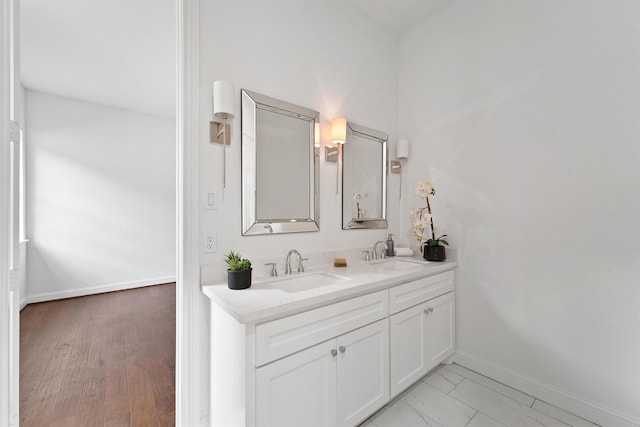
[389,302,428,398]
[426,291,455,370]
[336,319,389,427]
[256,340,337,427]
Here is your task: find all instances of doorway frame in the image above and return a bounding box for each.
[176,0,202,425]
[1,0,202,425]
[1,0,12,425]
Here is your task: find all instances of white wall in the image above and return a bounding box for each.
[398,0,640,423]
[198,0,398,422]
[200,1,399,271]
[25,90,176,301]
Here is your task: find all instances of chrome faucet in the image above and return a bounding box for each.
[265,262,278,277]
[285,249,307,274]
[373,241,387,260]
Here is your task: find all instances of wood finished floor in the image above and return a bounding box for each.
[20,283,176,427]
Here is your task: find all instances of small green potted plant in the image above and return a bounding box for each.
[224,251,252,290]
[411,179,449,261]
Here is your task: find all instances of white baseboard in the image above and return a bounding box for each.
[25,276,177,304]
[19,297,27,311]
[453,351,640,427]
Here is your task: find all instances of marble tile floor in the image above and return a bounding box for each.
[359,364,600,427]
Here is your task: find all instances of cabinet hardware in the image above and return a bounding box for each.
[339,345,346,354]
[331,349,338,357]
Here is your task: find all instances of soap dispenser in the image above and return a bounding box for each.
[385,234,395,257]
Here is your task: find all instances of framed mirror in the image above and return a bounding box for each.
[342,122,388,229]
[241,89,320,235]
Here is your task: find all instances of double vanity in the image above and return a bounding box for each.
[203,88,455,426]
[202,256,457,427]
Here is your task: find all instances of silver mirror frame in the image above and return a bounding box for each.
[342,122,388,230]
[241,89,320,235]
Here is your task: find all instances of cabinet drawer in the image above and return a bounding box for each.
[389,271,454,314]
[256,290,388,366]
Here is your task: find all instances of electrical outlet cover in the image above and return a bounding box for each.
[204,233,217,253]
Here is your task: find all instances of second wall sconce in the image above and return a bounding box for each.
[391,138,410,199]
[211,80,235,188]
[326,117,347,194]
[325,117,346,162]
[331,117,347,144]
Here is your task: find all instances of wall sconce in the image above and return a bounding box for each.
[325,146,339,162]
[211,80,235,188]
[325,117,346,162]
[325,117,347,194]
[391,138,410,199]
[331,117,347,144]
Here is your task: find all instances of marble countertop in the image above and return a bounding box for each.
[201,257,457,324]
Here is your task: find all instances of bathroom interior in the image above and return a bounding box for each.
[5,0,639,426]
[195,0,639,426]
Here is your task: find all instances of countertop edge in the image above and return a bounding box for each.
[202,260,457,324]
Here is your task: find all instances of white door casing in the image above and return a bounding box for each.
[2,0,20,425]
[1,0,13,424]
[8,119,20,426]
[175,0,202,425]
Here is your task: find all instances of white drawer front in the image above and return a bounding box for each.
[389,271,454,314]
[256,290,388,367]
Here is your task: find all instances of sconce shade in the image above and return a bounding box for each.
[213,80,235,118]
[397,138,410,159]
[331,117,347,145]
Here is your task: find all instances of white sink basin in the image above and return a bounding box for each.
[260,272,350,293]
[369,258,427,273]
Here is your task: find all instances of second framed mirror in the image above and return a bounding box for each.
[342,122,388,229]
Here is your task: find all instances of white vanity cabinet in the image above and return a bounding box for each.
[255,319,389,427]
[251,289,388,427]
[205,264,456,427]
[389,271,455,398]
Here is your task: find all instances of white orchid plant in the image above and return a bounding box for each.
[410,179,448,252]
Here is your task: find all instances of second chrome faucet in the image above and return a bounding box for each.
[373,241,387,260]
[285,249,308,274]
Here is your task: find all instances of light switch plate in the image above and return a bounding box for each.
[205,191,217,210]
